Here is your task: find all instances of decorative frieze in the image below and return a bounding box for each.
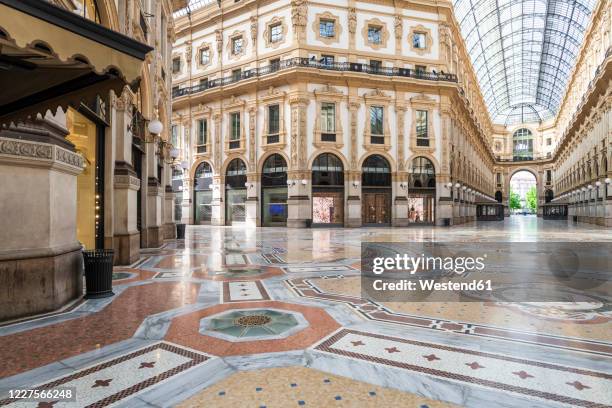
[0,137,83,171]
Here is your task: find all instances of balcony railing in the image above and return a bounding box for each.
[173,58,458,98]
[495,155,552,163]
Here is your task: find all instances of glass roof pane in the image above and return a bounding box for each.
[452,0,596,125]
[174,0,215,18]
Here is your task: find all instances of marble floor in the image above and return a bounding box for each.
[0,217,610,408]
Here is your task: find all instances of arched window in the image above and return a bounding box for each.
[410,157,436,188]
[362,155,391,187]
[225,159,247,188]
[262,154,288,187]
[512,128,533,161]
[194,161,213,191]
[312,153,344,186]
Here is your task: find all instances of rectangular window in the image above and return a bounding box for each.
[321,55,334,66]
[197,119,207,153]
[413,32,426,49]
[496,173,502,184]
[172,57,181,74]
[368,26,382,44]
[370,106,384,138]
[546,170,552,183]
[370,60,382,71]
[199,77,208,89]
[320,19,335,38]
[321,102,336,142]
[416,110,428,146]
[230,113,241,141]
[546,138,552,146]
[232,69,242,81]
[199,48,210,65]
[232,37,243,55]
[268,105,280,137]
[415,65,426,74]
[270,23,283,43]
[171,125,178,147]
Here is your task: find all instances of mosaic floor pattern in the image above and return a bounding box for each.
[0,217,610,408]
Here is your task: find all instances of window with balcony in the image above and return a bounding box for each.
[270,58,281,72]
[267,105,280,144]
[230,112,241,149]
[320,103,336,142]
[416,110,428,146]
[321,55,334,66]
[269,23,283,43]
[197,119,207,153]
[320,19,335,38]
[370,60,382,71]
[232,69,242,81]
[512,128,533,161]
[415,65,426,75]
[370,106,384,144]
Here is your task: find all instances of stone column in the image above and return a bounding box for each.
[436,110,453,226]
[211,113,223,225]
[181,176,193,225]
[112,91,141,264]
[287,96,310,228]
[145,139,163,247]
[245,106,259,227]
[0,126,84,320]
[347,101,361,227]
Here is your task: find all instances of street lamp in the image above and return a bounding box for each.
[148,118,163,136]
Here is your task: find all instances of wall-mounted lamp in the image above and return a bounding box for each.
[148,118,163,136]
[352,181,360,187]
[454,183,460,188]
[245,182,254,189]
[595,181,601,187]
[445,182,453,189]
[170,148,180,160]
[462,186,467,191]
[301,179,308,186]
[605,178,611,184]
[181,160,189,170]
[587,185,593,190]
[287,180,296,186]
[399,182,407,190]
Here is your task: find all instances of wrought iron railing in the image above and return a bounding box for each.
[173,58,458,98]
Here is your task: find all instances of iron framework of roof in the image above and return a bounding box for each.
[173,0,214,18]
[452,0,597,125]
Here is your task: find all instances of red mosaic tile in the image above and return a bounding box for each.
[0,282,200,378]
[164,301,340,356]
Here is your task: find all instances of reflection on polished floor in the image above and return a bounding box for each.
[0,217,610,407]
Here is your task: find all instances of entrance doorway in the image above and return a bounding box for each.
[66,107,105,249]
[261,154,288,226]
[509,170,537,215]
[312,153,345,226]
[225,159,247,225]
[407,157,436,224]
[194,161,213,224]
[361,155,391,225]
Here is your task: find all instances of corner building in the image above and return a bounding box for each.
[171,0,498,227]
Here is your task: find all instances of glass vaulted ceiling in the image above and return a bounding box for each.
[452,0,597,125]
[174,0,215,18]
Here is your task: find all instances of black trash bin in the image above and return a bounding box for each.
[176,223,186,239]
[82,249,115,299]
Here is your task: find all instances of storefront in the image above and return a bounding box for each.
[0,0,151,320]
[476,203,504,221]
[312,153,344,226]
[225,159,247,225]
[194,161,213,224]
[407,157,436,224]
[261,154,288,226]
[361,155,392,226]
[543,204,568,220]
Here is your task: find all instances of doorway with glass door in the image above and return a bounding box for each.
[361,155,392,226]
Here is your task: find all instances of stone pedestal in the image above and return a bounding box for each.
[0,134,84,321]
[393,197,409,226]
[287,196,310,228]
[146,178,163,248]
[436,198,453,226]
[163,186,176,239]
[113,164,141,265]
[245,197,259,227]
[347,196,362,227]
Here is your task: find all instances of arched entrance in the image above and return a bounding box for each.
[361,155,391,225]
[225,159,247,225]
[261,154,288,226]
[509,170,537,215]
[193,161,213,224]
[407,157,436,224]
[312,153,344,226]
